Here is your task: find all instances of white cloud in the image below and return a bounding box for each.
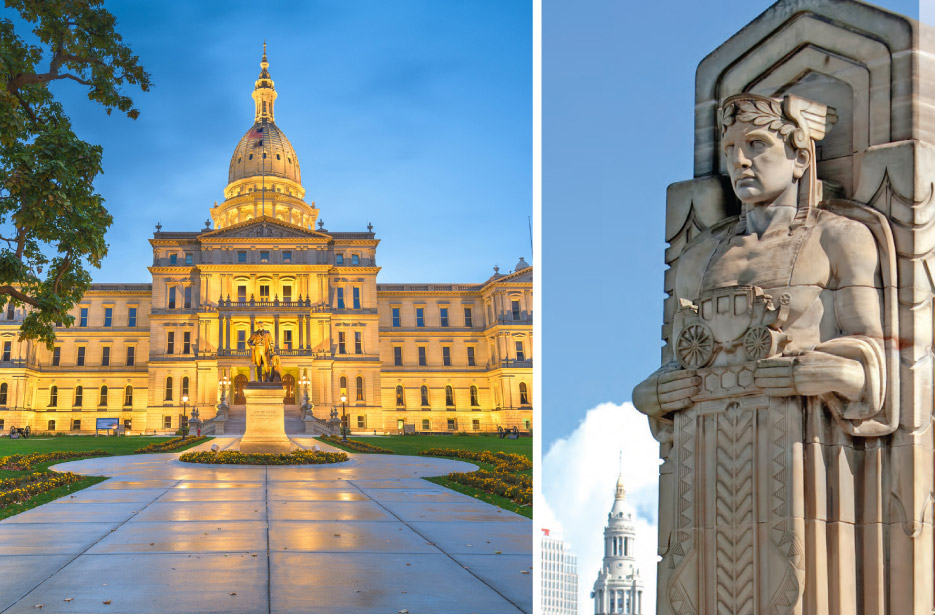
[541,401,660,614]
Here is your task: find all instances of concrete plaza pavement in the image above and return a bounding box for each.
[0,438,532,613]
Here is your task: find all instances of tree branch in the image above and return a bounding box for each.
[0,286,38,307]
[52,254,71,293]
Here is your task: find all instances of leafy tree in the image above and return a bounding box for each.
[0,0,150,347]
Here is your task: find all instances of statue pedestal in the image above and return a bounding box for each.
[239,383,292,454]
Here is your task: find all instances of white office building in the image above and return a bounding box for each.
[542,528,578,615]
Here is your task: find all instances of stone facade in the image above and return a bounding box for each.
[0,49,532,437]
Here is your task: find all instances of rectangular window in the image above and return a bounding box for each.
[52,347,61,366]
[237,285,247,302]
[472,419,480,431]
[167,331,175,354]
[185,253,193,265]
[80,307,88,327]
[259,251,269,263]
[515,341,525,362]
[512,300,521,320]
[73,419,81,431]
[169,253,177,265]
[418,346,426,366]
[126,346,135,366]
[183,331,191,354]
[283,286,292,302]
[416,307,424,327]
[354,331,362,354]
[282,250,292,263]
[357,415,365,428]
[392,307,400,327]
[101,346,110,367]
[184,287,192,309]
[128,307,137,327]
[168,287,176,309]
[5,302,12,320]
[74,387,82,407]
[464,307,473,327]
[2,342,10,362]
[338,332,346,354]
[467,347,476,367]
[237,330,246,351]
[237,251,247,263]
[76,346,85,366]
[351,254,360,265]
[335,254,344,265]
[336,288,345,309]
[352,287,361,309]
[259,285,270,301]
[104,307,113,327]
[422,419,430,430]
[442,346,451,366]
[164,416,172,429]
[283,329,293,350]
[440,308,449,327]
[447,419,456,431]
[393,346,402,366]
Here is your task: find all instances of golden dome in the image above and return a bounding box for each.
[227,44,301,186]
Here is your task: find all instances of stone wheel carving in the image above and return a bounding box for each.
[676,323,715,369]
[743,325,775,361]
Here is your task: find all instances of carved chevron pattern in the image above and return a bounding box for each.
[715,403,755,615]
[769,405,802,613]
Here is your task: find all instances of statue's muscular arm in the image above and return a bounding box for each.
[754,219,881,401]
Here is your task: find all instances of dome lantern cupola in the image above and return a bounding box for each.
[252,42,277,122]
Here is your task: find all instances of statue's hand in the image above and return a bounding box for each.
[754,351,865,400]
[632,368,701,417]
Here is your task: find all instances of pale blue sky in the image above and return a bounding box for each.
[542,0,922,447]
[11,0,532,284]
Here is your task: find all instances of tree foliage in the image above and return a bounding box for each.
[0,0,150,347]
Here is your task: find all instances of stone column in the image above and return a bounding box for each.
[217,314,223,353]
[250,314,255,336]
[297,316,303,350]
[225,315,231,351]
[274,315,280,348]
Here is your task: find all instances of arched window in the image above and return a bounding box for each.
[181,376,190,399]
[99,385,108,406]
[395,385,404,406]
[165,377,173,401]
[356,376,364,401]
[445,385,454,407]
[48,419,56,431]
[420,385,429,407]
[519,382,529,405]
[74,385,82,407]
[124,386,133,406]
[0,382,8,406]
[49,386,58,407]
[470,385,479,407]
[339,376,347,398]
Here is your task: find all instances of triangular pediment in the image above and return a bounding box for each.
[200,216,329,240]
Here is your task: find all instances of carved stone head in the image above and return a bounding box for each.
[718,94,837,212]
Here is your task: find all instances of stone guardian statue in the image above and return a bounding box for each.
[633,93,900,613]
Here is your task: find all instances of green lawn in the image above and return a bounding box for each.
[324,434,531,459]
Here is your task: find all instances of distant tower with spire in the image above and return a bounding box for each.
[591,461,644,614]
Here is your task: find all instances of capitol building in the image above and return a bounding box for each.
[0,49,533,436]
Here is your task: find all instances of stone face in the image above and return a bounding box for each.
[631,1,935,613]
[238,383,292,454]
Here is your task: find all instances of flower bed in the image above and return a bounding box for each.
[135,436,209,454]
[0,471,83,506]
[418,448,532,506]
[417,448,532,472]
[320,436,393,454]
[179,449,348,465]
[0,450,110,471]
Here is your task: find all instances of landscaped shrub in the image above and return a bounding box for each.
[320,436,393,454]
[418,448,532,506]
[179,449,348,465]
[135,436,209,454]
[417,448,532,472]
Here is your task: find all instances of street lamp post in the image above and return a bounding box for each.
[181,394,189,440]
[340,393,347,441]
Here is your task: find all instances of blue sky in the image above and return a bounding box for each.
[7,0,532,284]
[542,0,922,448]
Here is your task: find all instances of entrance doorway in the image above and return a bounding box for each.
[233,374,247,404]
[282,374,296,404]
